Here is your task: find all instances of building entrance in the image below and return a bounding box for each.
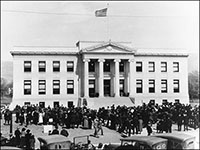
[89,79,96,97]
[120,79,125,96]
[104,79,111,96]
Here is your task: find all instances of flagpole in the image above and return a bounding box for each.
[107,3,110,41]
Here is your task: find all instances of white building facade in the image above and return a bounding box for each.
[10,41,189,108]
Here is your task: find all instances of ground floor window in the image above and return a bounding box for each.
[67,80,74,94]
[53,80,60,94]
[136,79,143,93]
[24,80,31,95]
[68,101,73,108]
[54,101,59,108]
[24,102,30,106]
[38,80,46,95]
[39,102,45,108]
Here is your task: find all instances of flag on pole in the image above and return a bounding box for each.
[95,8,107,17]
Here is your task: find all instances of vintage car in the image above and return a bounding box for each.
[38,134,71,150]
[153,133,196,149]
[104,136,167,150]
[0,146,22,150]
[72,135,94,150]
[0,136,8,146]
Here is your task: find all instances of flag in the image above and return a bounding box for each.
[95,8,107,17]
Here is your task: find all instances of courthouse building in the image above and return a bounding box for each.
[10,40,189,108]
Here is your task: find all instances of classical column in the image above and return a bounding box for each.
[114,59,120,97]
[98,59,105,97]
[129,59,134,96]
[83,59,90,97]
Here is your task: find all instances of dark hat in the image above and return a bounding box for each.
[26,129,30,133]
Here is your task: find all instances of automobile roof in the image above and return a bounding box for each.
[120,136,167,147]
[38,135,71,145]
[153,133,195,142]
[0,146,22,150]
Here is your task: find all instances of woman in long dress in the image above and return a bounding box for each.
[83,115,89,129]
[38,110,43,125]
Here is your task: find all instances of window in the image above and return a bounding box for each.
[24,80,31,95]
[119,61,124,72]
[67,61,74,72]
[24,61,31,72]
[53,61,60,72]
[173,62,179,72]
[173,79,180,93]
[38,61,46,72]
[162,99,168,105]
[148,62,155,72]
[161,79,167,93]
[175,99,180,103]
[53,80,60,94]
[161,62,167,72]
[67,80,74,94]
[136,79,143,93]
[104,61,110,72]
[149,79,155,93]
[89,61,95,72]
[136,62,142,72]
[38,80,46,95]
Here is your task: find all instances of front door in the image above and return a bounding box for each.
[104,80,111,96]
[120,79,124,96]
[89,79,95,97]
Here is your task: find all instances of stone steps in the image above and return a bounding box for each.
[86,97,134,109]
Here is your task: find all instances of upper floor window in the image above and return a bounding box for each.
[149,79,155,93]
[136,79,143,93]
[89,61,95,72]
[136,62,142,72]
[161,79,167,93]
[173,62,179,72]
[173,79,180,93]
[24,61,31,72]
[104,61,110,72]
[119,61,124,72]
[53,61,60,72]
[67,61,74,72]
[148,62,155,72]
[53,80,60,94]
[161,62,167,72]
[38,80,46,95]
[24,80,31,95]
[38,61,46,72]
[67,80,74,94]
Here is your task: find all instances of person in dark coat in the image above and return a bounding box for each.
[14,127,21,147]
[25,129,31,150]
[146,122,153,136]
[60,127,69,137]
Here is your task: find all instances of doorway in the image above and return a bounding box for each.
[104,79,111,96]
[89,79,95,97]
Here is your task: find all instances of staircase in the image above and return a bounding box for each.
[86,97,134,109]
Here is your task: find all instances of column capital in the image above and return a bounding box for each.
[114,59,121,63]
[128,59,134,62]
[98,58,105,62]
[83,58,90,62]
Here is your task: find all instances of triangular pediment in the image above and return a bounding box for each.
[80,41,136,53]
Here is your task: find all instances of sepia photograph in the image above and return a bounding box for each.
[1,1,199,149]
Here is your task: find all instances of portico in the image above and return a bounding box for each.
[80,41,136,98]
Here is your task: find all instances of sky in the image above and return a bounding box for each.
[1,1,199,72]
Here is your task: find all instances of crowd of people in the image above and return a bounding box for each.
[1,101,199,149]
